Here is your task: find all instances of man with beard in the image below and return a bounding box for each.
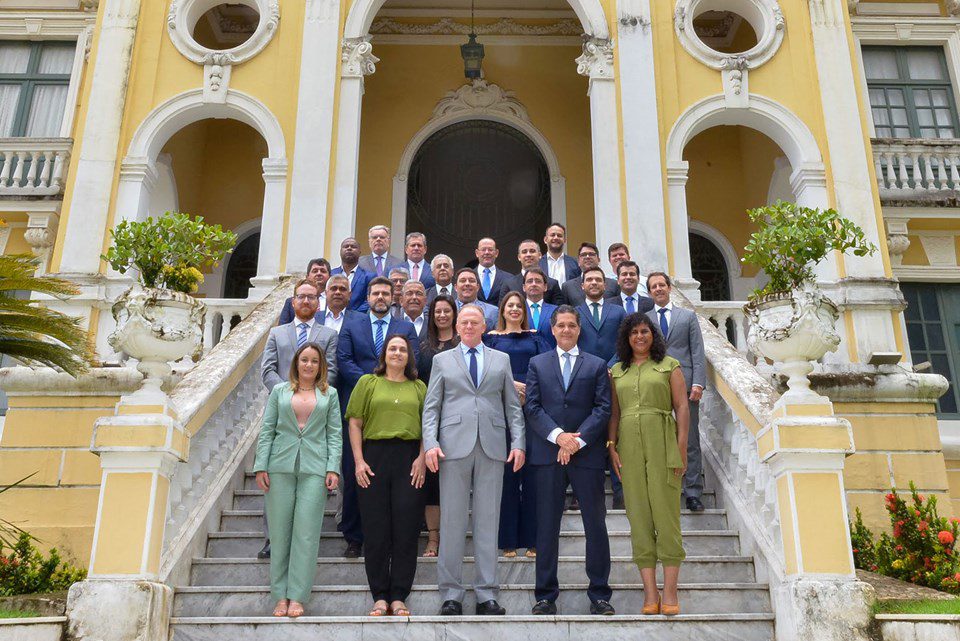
[561,243,620,307]
[539,222,580,286]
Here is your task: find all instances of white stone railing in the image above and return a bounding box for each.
[0,138,72,197]
[872,137,960,199]
[695,300,750,355]
[201,298,258,354]
[159,278,289,584]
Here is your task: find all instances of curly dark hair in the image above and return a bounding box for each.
[615,312,667,369]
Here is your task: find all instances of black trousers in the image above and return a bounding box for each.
[534,463,612,603]
[357,438,425,602]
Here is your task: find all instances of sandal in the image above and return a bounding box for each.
[369,601,389,617]
[423,529,439,557]
[503,549,517,558]
[391,601,411,616]
[287,601,304,618]
[273,599,289,617]
[525,548,537,558]
[641,596,661,615]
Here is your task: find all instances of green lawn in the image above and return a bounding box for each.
[875,599,960,615]
[0,609,41,619]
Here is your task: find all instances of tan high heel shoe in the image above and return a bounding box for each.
[641,596,661,615]
[661,600,680,616]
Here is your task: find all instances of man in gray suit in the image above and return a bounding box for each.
[423,305,525,616]
[357,224,405,277]
[258,278,340,558]
[646,272,707,512]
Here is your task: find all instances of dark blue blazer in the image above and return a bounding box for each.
[606,293,655,314]
[476,267,514,307]
[576,302,626,363]
[528,300,558,349]
[524,350,612,469]
[539,255,581,283]
[336,313,420,409]
[405,261,436,290]
[331,266,371,312]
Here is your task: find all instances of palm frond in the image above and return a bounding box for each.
[0,337,90,376]
[0,254,81,299]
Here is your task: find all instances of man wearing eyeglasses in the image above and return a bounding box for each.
[560,243,619,307]
[278,258,331,325]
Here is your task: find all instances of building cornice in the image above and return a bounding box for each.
[0,10,95,37]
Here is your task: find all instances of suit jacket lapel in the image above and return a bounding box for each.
[287,321,299,349]
[279,385,298,429]
[550,350,565,392]
[569,351,585,383]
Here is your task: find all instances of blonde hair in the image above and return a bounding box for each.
[288,342,329,393]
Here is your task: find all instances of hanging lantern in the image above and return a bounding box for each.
[461,32,484,79]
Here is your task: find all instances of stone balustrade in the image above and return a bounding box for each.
[200,298,258,353]
[872,137,960,202]
[695,300,750,355]
[0,138,72,197]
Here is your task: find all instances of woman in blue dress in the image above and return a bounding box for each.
[484,290,551,557]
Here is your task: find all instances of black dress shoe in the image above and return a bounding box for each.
[686,496,705,512]
[590,599,615,615]
[257,541,270,559]
[439,600,462,616]
[476,600,506,615]
[612,492,625,510]
[531,600,557,615]
[344,541,362,558]
[566,496,580,511]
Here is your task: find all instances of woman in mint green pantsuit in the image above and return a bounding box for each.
[254,341,342,618]
[608,313,689,616]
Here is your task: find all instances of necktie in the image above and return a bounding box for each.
[591,302,601,329]
[658,308,669,338]
[531,302,541,329]
[468,347,479,388]
[562,352,572,391]
[482,268,492,299]
[297,322,308,348]
[374,319,386,355]
[375,255,384,276]
[412,263,420,281]
[625,296,636,314]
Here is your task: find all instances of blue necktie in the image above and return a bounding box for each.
[562,352,572,391]
[374,319,386,355]
[482,268,492,299]
[658,308,669,338]
[468,347,479,388]
[375,255,384,276]
[297,322,308,348]
[530,302,541,329]
[625,296,636,314]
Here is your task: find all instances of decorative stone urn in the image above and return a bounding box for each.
[744,283,840,404]
[109,287,206,402]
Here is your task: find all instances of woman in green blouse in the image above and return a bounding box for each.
[345,334,428,617]
[254,342,342,618]
[607,313,689,616]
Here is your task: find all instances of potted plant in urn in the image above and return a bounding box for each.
[742,201,876,402]
[101,212,236,400]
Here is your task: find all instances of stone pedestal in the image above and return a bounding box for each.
[65,580,172,641]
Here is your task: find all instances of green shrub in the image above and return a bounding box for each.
[0,533,85,597]
[851,482,960,594]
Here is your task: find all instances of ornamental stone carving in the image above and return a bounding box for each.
[674,0,785,70]
[884,218,910,267]
[167,0,280,67]
[341,38,379,78]
[576,37,615,80]
[370,16,583,36]
[432,79,529,121]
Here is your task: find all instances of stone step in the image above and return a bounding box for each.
[170,614,776,641]
[231,488,718,511]
[172,583,772,617]
[189,555,757,586]
[218,509,729,533]
[205,530,740,559]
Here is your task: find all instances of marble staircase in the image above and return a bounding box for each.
[168,471,776,640]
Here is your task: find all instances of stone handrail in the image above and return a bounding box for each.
[160,278,289,583]
[673,291,786,576]
[0,138,72,196]
[200,297,258,354]
[694,300,750,356]
[872,137,960,199]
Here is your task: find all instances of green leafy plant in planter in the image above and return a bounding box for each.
[101,212,237,294]
[742,200,877,300]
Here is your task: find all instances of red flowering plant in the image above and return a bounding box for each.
[850,482,960,594]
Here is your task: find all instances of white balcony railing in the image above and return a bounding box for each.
[201,298,259,354]
[872,137,960,200]
[0,138,72,197]
[695,300,750,356]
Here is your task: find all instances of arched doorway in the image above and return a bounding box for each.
[689,232,731,302]
[223,232,260,299]
[406,119,551,266]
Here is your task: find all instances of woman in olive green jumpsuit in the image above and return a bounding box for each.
[608,313,689,616]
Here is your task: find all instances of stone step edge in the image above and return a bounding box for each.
[233,488,716,496]
[170,613,775,623]
[206,530,739,538]
[190,554,756,564]
[220,508,727,517]
[176,582,770,594]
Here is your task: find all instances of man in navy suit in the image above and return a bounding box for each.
[499,239,563,305]
[523,268,557,348]
[539,222,580,286]
[404,232,435,290]
[331,237,371,312]
[524,305,613,615]
[575,267,626,363]
[336,276,420,557]
[278,258,330,324]
[426,254,456,303]
[475,237,513,308]
[607,260,654,314]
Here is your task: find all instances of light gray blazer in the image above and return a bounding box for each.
[646,306,706,390]
[421,345,524,462]
[261,321,339,391]
[358,253,405,276]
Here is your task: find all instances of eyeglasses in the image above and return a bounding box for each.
[295,294,319,301]
[579,251,598,258]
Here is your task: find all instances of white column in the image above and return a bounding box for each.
[113,159,158,228]
[249,158,288,298]
[666,161,699,300]
[330,38,378,253]
[285,0,343,271]
[57,0,142,274]
[616,0,669,275]
[24,213,60,275]
[577,37,623,273]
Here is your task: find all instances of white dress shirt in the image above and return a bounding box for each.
[654,302,673,328]
[408,260,426,282]
[526,298,546,328]
[405,313,426,336]
[477,264,498,289]
[459,341,484,383]
[340,266,358,287]
[545,254,567,285]
[585,295,605,322]
[323,308,346,333]
[434,283,454,298]
[547,345,587,449]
